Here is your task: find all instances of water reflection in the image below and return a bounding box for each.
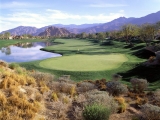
[1,47,11,55]
[0,42,61,63]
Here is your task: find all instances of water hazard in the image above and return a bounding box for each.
[0,41,61,63]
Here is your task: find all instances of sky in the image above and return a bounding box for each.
[0,0,160,32]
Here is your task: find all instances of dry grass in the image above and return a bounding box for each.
[0,91,7,108]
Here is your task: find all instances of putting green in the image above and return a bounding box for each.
[39,54,128,71]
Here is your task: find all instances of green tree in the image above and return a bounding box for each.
[97,32,106,42]
[4,32,10,39]
[80,32,87,39]
[121,24,137,45]
[139,24,156,46]
[89,33,97,39]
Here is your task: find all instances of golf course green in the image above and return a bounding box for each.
[39,54,128,71]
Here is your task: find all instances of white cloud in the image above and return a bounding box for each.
[0,9,125,32]
[88,3,128,8]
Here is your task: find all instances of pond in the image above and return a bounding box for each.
[0,41,62,63]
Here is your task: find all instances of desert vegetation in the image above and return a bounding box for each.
[1,60,160,120]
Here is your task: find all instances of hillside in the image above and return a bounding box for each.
[38,26,71,36]
[1,26,38,35]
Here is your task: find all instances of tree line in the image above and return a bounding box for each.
[74,21,160,46]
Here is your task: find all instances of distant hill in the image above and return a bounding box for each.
[1,11,160,35]
[53,23,102,29]
[78,17,136,33]
[79,11,160,33]
[38,26,71,36]
[1,26,38,35]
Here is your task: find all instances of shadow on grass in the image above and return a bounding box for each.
[100,41,114,46]
[132,49,155,59]
[118,64,160,83]
[88,39,99,44]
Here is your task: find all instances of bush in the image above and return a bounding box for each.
[153,89,160,107]
[141,104,160,120]
[29,71,54,86]
[114,97,127,113]
[83,104,111,120]
[106,81,128,96]
[76,82,96,93]
[0,60,8,67]
[84,90,118,113]
[9,63,19,69]
[130,78,148,92]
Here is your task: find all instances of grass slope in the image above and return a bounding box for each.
[39,54,128,71]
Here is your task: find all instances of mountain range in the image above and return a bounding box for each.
[1,11,160,35]
[38,26,71,36]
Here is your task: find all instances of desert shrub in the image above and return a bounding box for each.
[0,72,36,89]
[141,103,160,120]
[35,92,43,102]
[0,60,8,67]
[51,92,59,101]
[15,67,26,75]
[77,82,96,93]
[9,62,19,69]
[25,75,36,86]
[38,81,50,94]
[29,71,54,85]
[49,101,69,119]
[71,106,84,120]
[106,81,128,96]
[60,82,76,95]
[130,78,148,92]
[153,89,160,107]
[49,81,76,96]
[155,89,160,96]
[62,96,69,104]
[84,90,118,113]
[136,96,148,105]
[93,79,107,91]
[9,63,27,75]
[83,104,111,120]
[70,86,76,97]
[0,110,10,120]
[0,91,7,108]
[75,94,86,104]
[114,97,127,113]
[25,87,34,96]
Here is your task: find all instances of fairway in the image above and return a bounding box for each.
[39,54,128,71]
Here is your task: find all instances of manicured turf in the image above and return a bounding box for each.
[39,54,128,71]
[20,39,145,81]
